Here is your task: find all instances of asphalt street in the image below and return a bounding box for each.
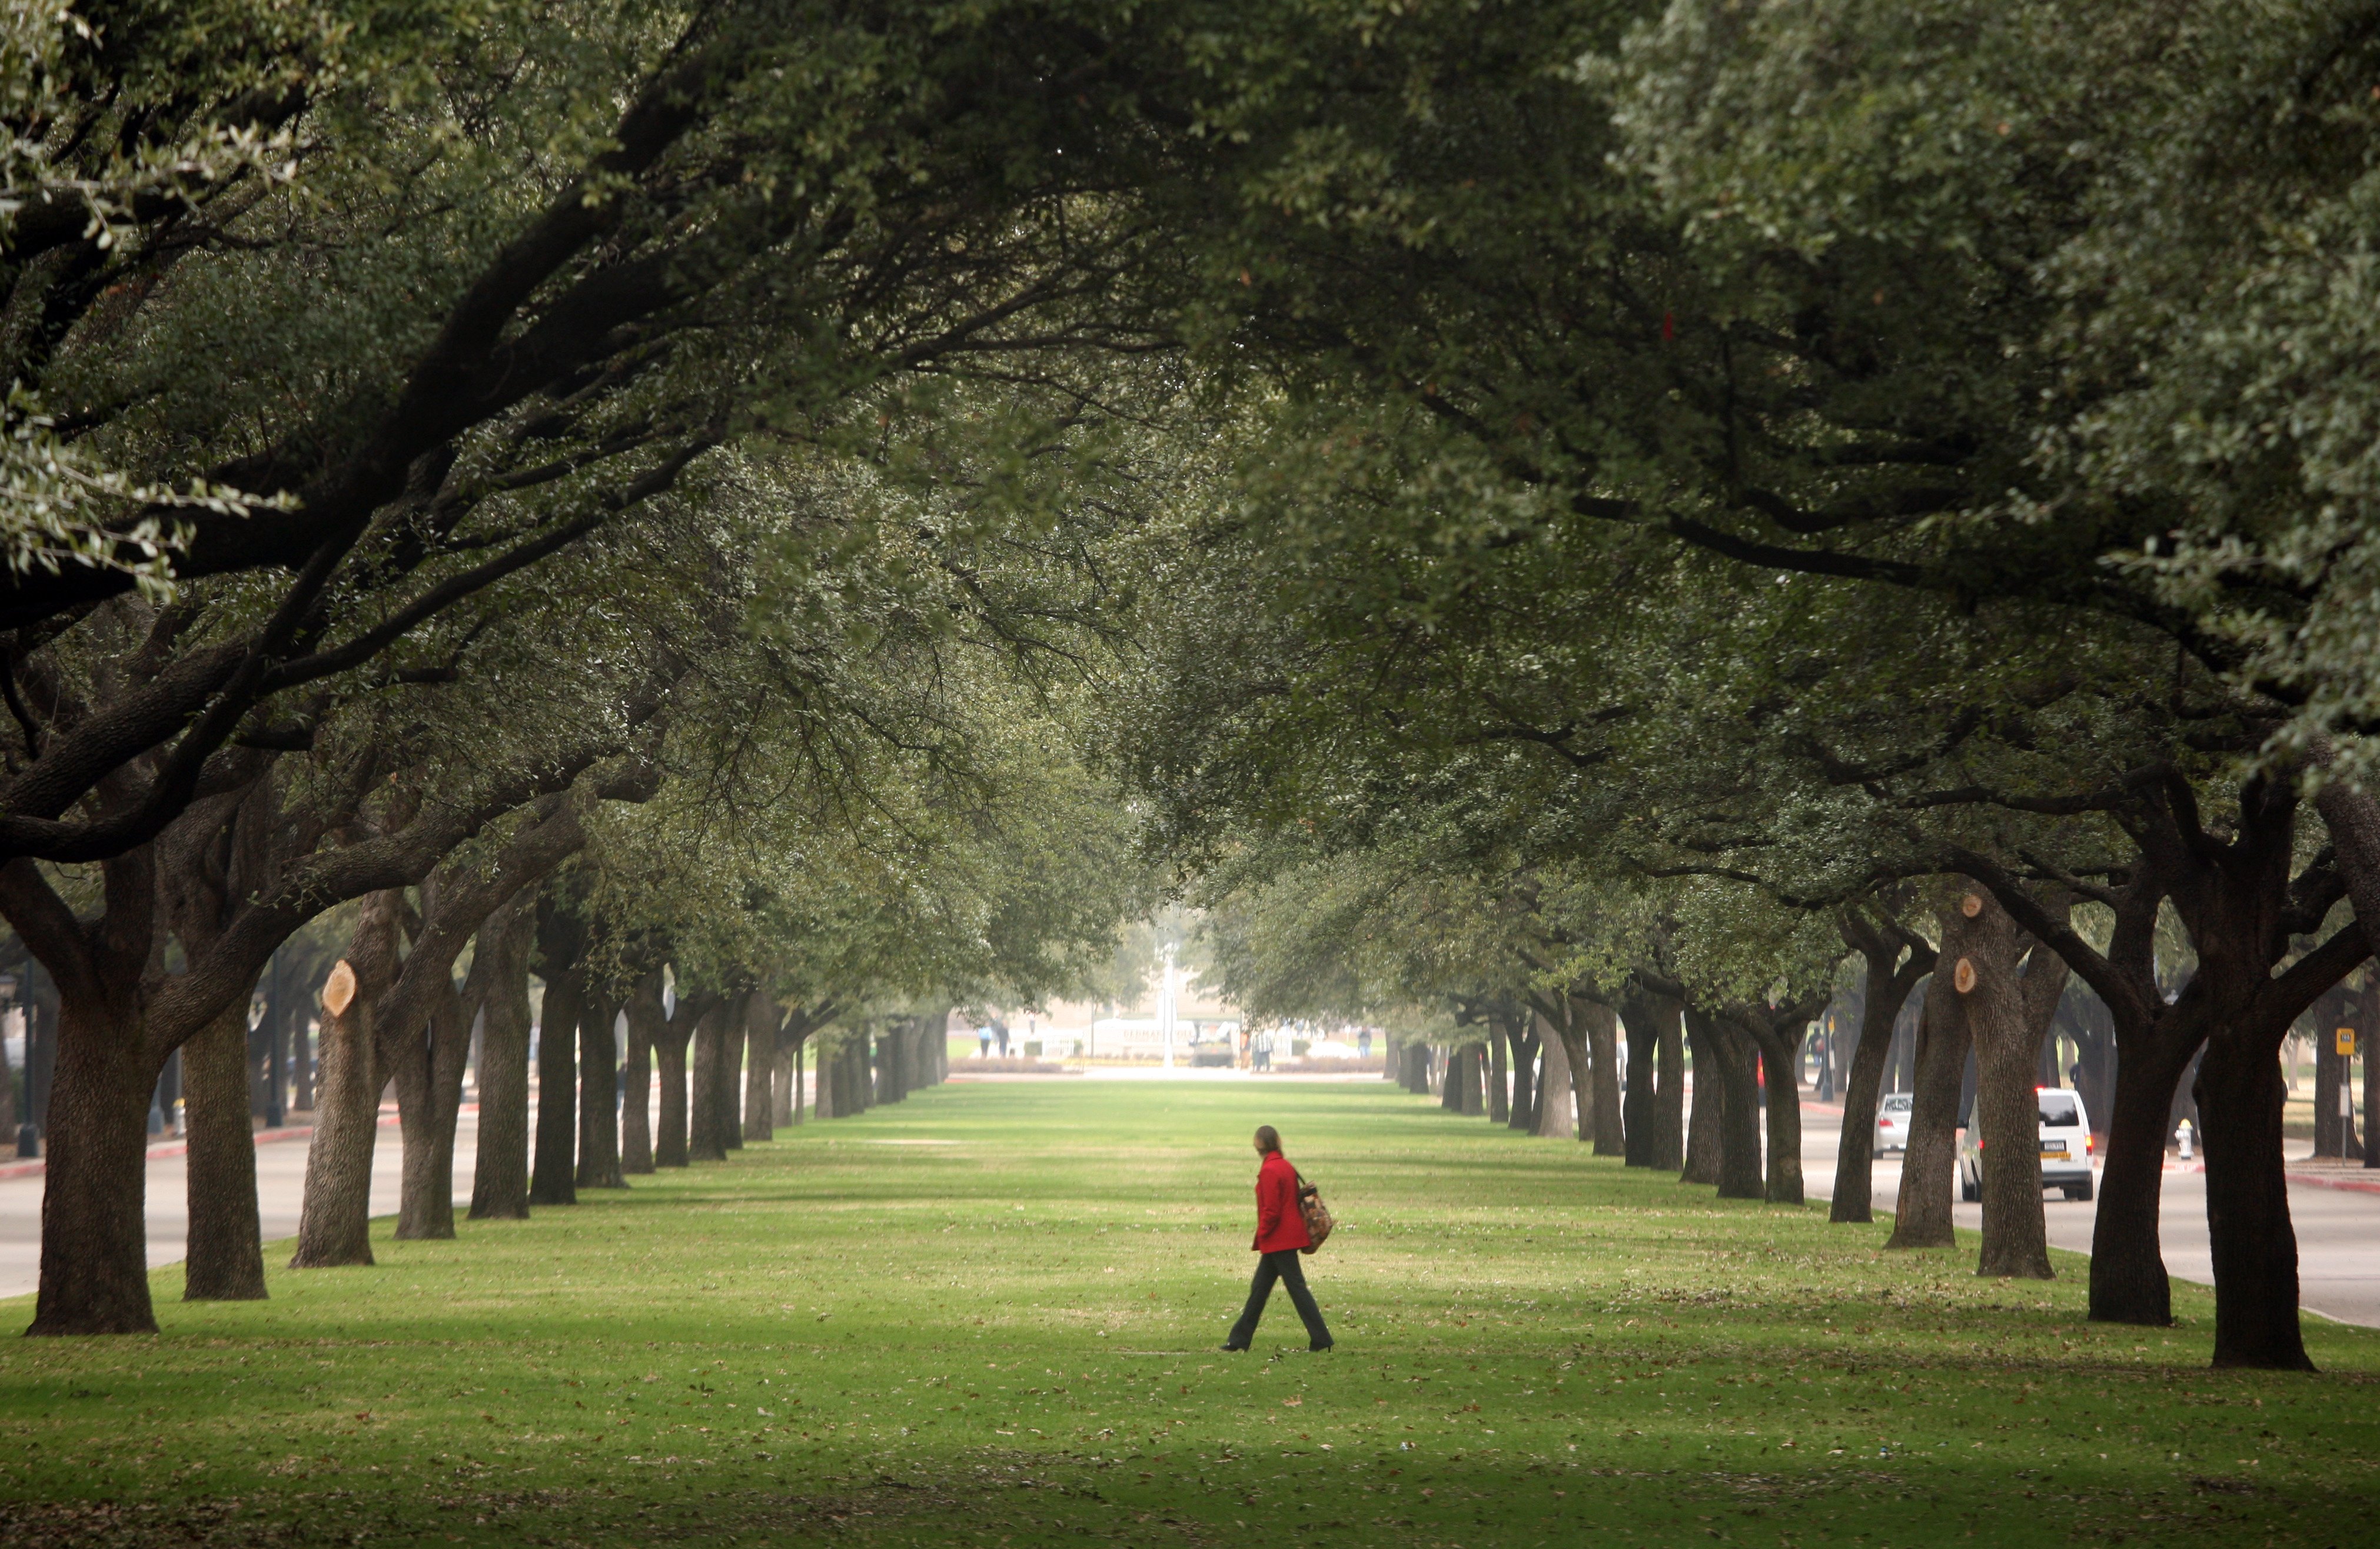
[0,1111,476,1304]
[1799,1102,2380,1328]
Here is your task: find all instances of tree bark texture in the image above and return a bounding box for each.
[391,974,471,1239]
[2311,996,2361,1159]
[652,989,709,1166]
[2365,996,2379,1171]
[719,992,746,1148]
[1487,1020,1510,1123]
[689,997,730,1160]
[1947,885,2072,1279]
[773,1042,795,1127]
[28,974,159,1332]
[1886,979,1970,1251]
[1733,997,1824,1206]
[1833,912,1933,1225]
[1678,1006,1721,1185]
[1508,1019,1540,1132]
[1533,1015,1574,1136]
[1654,1000,1684,1171]
[1437,1042,1475,1113]
[1618,989,1660,1168]
[621,970,662,1172]
[466,897,536,1221]
[2196,1030,2312,1368]
[744,992,777,1141]
[877,1012,910,1106]
[530,967,581,1204]
[180,995,267,1300]
[1574,996,1624,1155]
[291,892,403,1269]
[1690,1006,1763,1199]
[577,989,624,1189]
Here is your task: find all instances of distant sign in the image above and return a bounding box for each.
[2339,1026,2358,1058]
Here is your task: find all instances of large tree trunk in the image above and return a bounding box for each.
[2312,993,2361,1158]
[1886,981,1970,1251]
[1447,1042,1477,1114]
[1678,1006,1721,1185]
[466,899,536,1221]
[1831,918,1930,1225]
[529,968,580,1204]
[719,992,746,1148]
[2196,1031,2312,1369]
[1736,1001,1821,1206]
[655,1024,692,1165]
[181,993,267,1300]
[1533,1016,1574,1136]
[1618,990,1660,1167]
[878,1012,910,1105]
[773,1041,795,1126]
[28,976,158,1333]
[577,988,624,1188]
[621,971,662,1173]
[2082,1025,2193,1324]
[1508,1018,1540,1132]
[1693,1006,1764,1199]
[392,976,471,1239]
[1947,886,2072,1279]
[1654,999,1684,1170]
[744,992,776,1141]
[1574,996,1624,1155]
[2365,1001,2379,1172]
[689,997,731,1160]
[1487,1019,1510,1122]
[292,895,403,1269]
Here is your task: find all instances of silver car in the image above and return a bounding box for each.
[1874,1092,1914,1154]
[1960,1088,2094,1202]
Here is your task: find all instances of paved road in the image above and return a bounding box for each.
[1799,1102,2380,1329]
[0,1111,478,1303]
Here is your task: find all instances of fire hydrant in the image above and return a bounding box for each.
[2176,1118,2194,1162]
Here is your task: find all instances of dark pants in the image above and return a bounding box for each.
[1228,1250,1332,1349]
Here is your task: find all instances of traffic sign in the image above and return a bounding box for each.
[2339,1026,2358,1057]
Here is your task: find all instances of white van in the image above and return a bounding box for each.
[1960,1088,2093,1202]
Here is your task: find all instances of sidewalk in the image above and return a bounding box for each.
[0,1109,474,1303]
[0,1119,333,1184]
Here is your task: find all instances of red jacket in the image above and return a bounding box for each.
[1253,1150,1312,1254]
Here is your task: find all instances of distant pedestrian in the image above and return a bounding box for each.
[1357,1028,1372,1059]
[1222,1125,1332,1352]
[1252,1029,1272,1072]
[994,1019,1010,1058]
[978,1022,993,1059]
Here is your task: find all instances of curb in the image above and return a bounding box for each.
[0,1112,401,1185]
[2285,1168,2380,1196]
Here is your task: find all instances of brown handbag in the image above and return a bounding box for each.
[1295,1171,1333,1254]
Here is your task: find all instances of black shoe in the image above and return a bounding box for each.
[1308,1341,1335,1352]
[1220,1342,1248,1352]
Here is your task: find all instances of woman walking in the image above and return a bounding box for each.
[1222,1125,1334,1352]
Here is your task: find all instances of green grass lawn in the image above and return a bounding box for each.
[2,1079,2375,1547]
